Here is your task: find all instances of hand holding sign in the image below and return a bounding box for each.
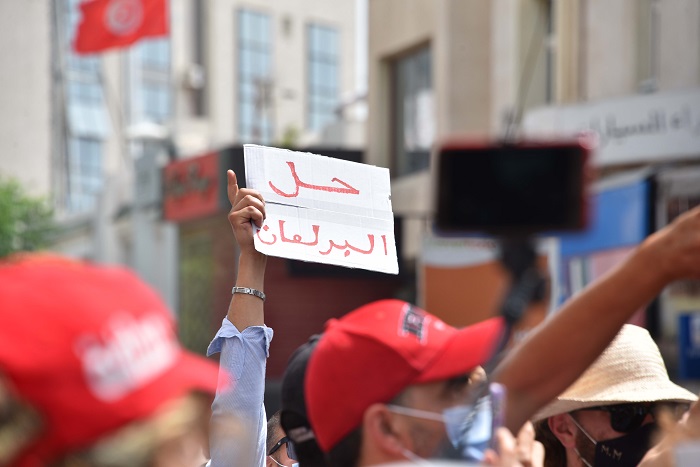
[226,170,266,261]
[244,145,398,274]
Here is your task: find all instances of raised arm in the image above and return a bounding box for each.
[226,169,267,330]
[208,170,271,467]
[493,205,700,432]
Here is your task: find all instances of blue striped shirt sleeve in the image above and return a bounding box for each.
[207,318,274,467]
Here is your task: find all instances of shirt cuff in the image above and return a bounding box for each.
[206,317,274,357]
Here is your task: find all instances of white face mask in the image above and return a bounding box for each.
[268,455,299,467]
[399,446,434,466]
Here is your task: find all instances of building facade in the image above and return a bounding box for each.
[367,0,700,355]
[0,0,385,380]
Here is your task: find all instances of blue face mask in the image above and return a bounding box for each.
[387,385,498,462]
[441,395,493,461]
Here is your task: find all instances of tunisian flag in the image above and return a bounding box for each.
[73,0,168,54]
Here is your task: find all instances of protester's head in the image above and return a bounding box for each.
[280,334,327,467]
[303,299,503,467]
[0,253,222,466]
[533,324,697,467]
[267,411,298,467]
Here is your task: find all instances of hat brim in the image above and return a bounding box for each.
[20,350,221,463]
[155,351,221,400]
[281,411,329,467]
[99,350,221,431]
[416,317,504,384]
[531,324,700,423]
[532,386,698,422]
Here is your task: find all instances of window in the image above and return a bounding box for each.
[392,46,433,177]
[237,9,273,144]
[192,0,207,116]
[67,137,103,213]
[63,0,108,213]
[307,24,339,132]
[66,79,110,137]
[517,0,553,107]
[133,38,172,123]
[637,0,659,92]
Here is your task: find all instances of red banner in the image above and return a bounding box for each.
[163,153,221,222]
[73,0,168,55]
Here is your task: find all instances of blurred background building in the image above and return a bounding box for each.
[1,0,700,403]
[0,0,397,404]
[368,0,700,377]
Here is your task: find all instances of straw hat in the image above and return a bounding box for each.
[532,324,698,422]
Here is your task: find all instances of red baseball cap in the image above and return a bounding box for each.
[0,254,221,465]
[305,299,504,452]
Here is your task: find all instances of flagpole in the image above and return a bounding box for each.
[50,0,71,213]
[167,0,177,160]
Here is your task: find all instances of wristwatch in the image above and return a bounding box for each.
[231,286,266,302]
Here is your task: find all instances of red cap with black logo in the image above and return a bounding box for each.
[305,299,504,452]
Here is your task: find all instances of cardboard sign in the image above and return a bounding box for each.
[244,145,398,274]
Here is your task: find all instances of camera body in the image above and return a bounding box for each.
[434,137,592,236]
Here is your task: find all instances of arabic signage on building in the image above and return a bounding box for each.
[163,152,222,222]
[523,88,700,167]
[244,144,398,274]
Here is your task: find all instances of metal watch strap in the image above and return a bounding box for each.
[231,286,266,302]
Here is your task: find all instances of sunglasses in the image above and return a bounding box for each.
[268,436,298,461]
[578,403,657,433]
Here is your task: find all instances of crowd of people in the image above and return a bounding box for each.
[3,168,700,466]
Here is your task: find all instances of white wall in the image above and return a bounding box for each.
[657,0,700,91]
[582,0,700,100]
[0,0,53,196]
[584,1,638,100]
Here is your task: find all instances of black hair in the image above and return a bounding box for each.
[267,410,283,458]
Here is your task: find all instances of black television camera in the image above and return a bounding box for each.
[434,138,592,236]
[433,137,594,341]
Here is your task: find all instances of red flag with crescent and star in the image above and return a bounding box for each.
[73,0,168,54]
